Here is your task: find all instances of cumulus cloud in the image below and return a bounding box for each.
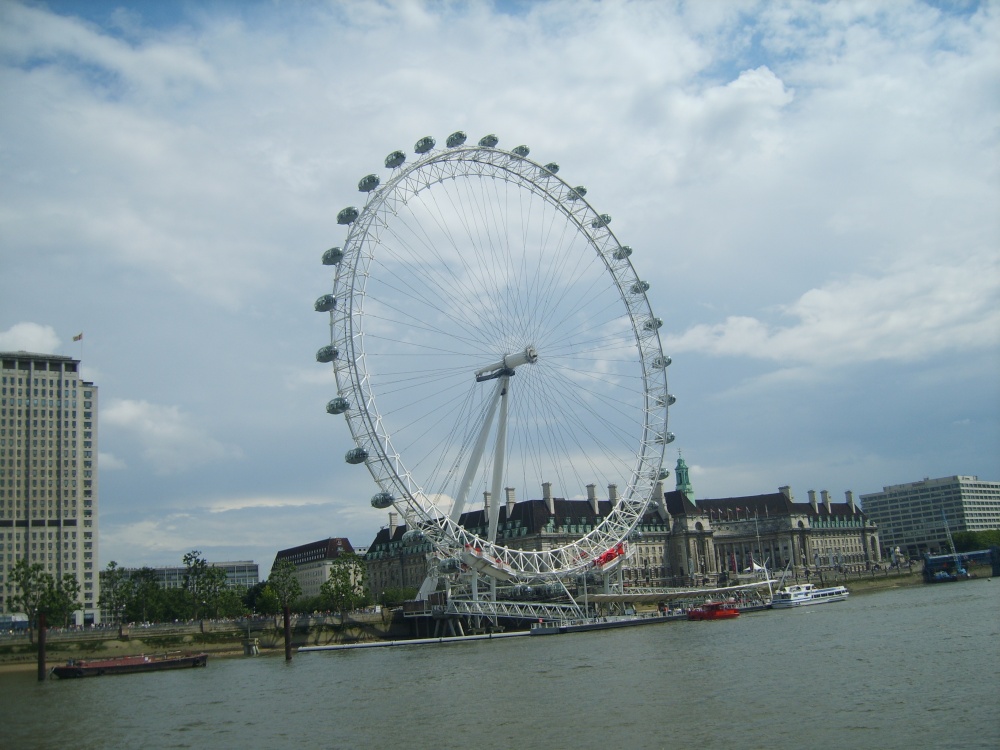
[98,452,127,470]
[663,251,1000,366]
[102,398,242,474]
[0,322,61,353]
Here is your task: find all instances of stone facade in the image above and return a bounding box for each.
[363,457,881,594]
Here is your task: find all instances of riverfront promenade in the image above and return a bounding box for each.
[0,566,942,671]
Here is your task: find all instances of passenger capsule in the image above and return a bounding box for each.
[643,317,663,331]
[568,186,587,200]
[316,345,338,363]
[653,467,670,480]
[613,246,633,260]
[326,397,350,415]
[414,136,436,154]
[666,394,676,406]
[591,213,611,229]
[629,530,644,542]
[322,247,344,265]
[358,174,380,192]
[384,150,406,169]
[512,145,530,157]
[439,557,463,573]
[543,162,560,174]
[337,207,359,225]
[651,355,672,369]
[479,134,499,147]
[402,529,424,546]
[346,447,369,465]
[631,280,650,294]
[446,131,467,148]
[371,490,394,509]
[663,432,676,444]
[314,294,336,312]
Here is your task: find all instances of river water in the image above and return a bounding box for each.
[5,580,998,750]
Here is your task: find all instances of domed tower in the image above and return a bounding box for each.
[675,453,694,502]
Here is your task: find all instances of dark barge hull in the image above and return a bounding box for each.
[51,653,208,678]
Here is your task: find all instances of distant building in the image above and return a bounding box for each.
[365,483,673,597]
[860,475,1000,558]
[663,459,880,583]
[135,561,260,590]
[364,457,881,594]
[272,538,355,598]
[98,561,259,621]
[0,351,100,625]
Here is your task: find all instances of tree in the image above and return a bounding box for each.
[254,585,281,616]
[320,552,367,614]
[953,529,1000,552]
[182,550,211,619]
[41,573,81,628]
[380,586,418,607]
[202,566,229,619]
[126,567,162,624]
[267,559,302,610]
[99,561,134,626]
[8,559,48,638]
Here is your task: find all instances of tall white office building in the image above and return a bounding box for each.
[0,351,99,624]
[860,475,1000,558]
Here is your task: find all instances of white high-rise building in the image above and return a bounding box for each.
[0,351,99,625]
[860,475,1000,558]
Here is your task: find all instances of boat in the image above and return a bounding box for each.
[50,652,208,679]
[530,611,677,635]
[769,583,849,609]
[686,600,740,621]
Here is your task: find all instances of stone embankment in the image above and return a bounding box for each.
[3,569,967,671]
[0,610,409,670]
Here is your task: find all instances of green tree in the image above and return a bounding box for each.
[99,561,134,625]
[320,552,367,614]
[182,550,211,619]
[254,585,281,616]
[8,558,49,637]
[41,573,81,628]
[953,529,1000,552]
[380,586,418,607]
[267,559,302,610]
[125,567,162,624]
[202,565,229,619]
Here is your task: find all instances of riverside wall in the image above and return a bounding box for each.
[0,610,411,668]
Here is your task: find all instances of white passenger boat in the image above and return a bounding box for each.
[769,583,849,609]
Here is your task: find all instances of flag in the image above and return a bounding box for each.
[72,333,83,341]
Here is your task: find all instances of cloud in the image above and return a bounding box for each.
[98,452,127,470]
[102,398,242,474]
[206,495,330,514]
[0,322,61,353]
[663,250,1000,366]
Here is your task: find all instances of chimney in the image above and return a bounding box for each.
[846,490,856,514]
[587,483,599,515]
[388,512,398,537]
[808,490,817,514]
[608,484,618,503]
[654,481,669,521]
[542,482,555,515]
[821,490,831,514]
[779,485,793,501]
[505,487,516,517]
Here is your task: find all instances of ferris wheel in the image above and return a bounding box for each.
[316,132,673,582]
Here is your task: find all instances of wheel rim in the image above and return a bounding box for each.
[323,136,671,579]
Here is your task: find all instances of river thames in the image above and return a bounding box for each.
[4,580,998,749]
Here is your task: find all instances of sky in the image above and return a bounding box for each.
[1,0,997,580]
